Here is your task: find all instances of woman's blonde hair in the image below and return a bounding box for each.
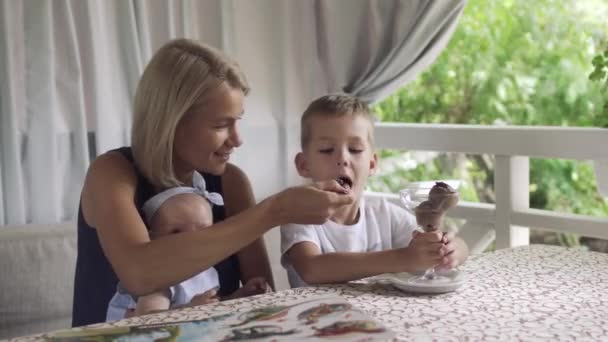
[131,39,249,188]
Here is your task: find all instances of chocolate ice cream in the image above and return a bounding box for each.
[414,182,459,231]
[429,181,459,210]
[415,200,444,231]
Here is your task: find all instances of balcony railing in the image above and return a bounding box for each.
[370,122,608,252]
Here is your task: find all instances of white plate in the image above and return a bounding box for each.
[376,269,465,294]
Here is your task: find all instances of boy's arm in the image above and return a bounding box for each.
[286,237,444,285]
[134,290,171,316]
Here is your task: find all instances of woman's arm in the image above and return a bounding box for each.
[221,164,275,290]
[82,152,354,296]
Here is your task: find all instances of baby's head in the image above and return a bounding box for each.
[147,192,213,238]
[296,94,378,198]
[142,171,223,238]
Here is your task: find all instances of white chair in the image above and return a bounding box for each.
[0,222,76,339]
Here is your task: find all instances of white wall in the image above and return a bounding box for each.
[220,1,282,290]
[223,0,322,290]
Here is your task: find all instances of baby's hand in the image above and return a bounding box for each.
[189,288,220,306]
[405,230,446,271]
[124,308,137,318]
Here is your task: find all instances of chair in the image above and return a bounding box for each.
[0,222,76,339]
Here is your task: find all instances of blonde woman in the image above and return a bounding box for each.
[72,39,354,327]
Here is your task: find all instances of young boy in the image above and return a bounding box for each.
[106,172,270,320]
[281,94,469,287]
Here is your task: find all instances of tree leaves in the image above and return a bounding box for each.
[369,0,608,229]
[589,48,608,90]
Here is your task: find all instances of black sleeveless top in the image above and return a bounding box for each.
[71,147,241,327]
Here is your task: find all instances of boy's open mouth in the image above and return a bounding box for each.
[336,176,353,190]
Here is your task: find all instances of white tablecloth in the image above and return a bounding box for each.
[9,245,608,341]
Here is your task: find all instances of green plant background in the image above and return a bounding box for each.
[368,0,608,250]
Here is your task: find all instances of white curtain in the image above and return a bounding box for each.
[0,0,467,225]
[0,0,226,225]
[313,0,466,103]
[267,0,466,186]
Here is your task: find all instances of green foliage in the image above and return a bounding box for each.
[589,46,608,121]
[530,159,608,216]
[369,0,608,246]
[589,47,608,84]
[374,0,608,127]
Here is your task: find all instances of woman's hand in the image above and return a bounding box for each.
[272,180,356,226]
[222,277,272,301]
[239,276,272,295]
[313,179,351,194]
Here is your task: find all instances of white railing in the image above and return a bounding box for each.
[372,122,608,251]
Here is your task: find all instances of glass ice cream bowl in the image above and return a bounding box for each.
[399,180,461,285]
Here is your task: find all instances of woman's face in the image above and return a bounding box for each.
[173,83,244,179]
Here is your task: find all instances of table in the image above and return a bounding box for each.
[9,245,608,341]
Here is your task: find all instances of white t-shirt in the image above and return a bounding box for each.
[280,196,418,288]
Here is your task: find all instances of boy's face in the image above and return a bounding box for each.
[296,114,377,199]
[149,193,213,238]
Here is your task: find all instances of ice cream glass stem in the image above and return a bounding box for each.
[422,226,441,281]
[423,267,437,280]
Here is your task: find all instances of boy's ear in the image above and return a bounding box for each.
[295,152,311,177]
[369,152,379,176]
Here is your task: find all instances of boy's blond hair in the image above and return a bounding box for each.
[300,94,376,149]
[131,39,249,188]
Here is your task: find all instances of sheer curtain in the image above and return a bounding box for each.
[313,0,466,103]
[1,0,469,226]
[1,0,469,291]
[271,0,467,185]
[0,0,226,225]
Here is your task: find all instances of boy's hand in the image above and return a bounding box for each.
[404,230,446,271]
[437,231,464,270]
[189,288,220,306]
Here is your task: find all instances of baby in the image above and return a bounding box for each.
[106,171,269,321]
